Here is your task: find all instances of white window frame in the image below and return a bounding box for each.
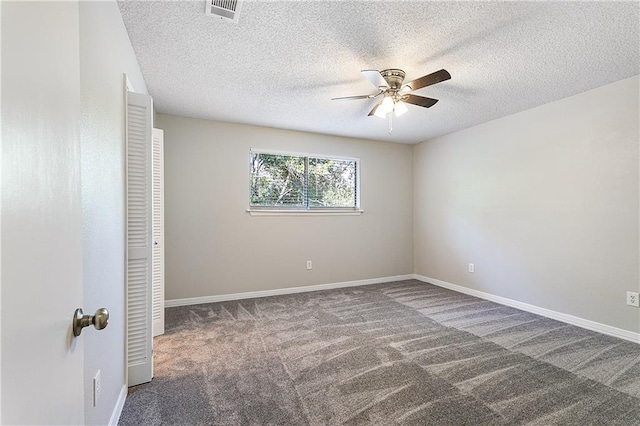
[247,148,363,216]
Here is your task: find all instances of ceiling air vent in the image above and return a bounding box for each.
[205,0,242,23]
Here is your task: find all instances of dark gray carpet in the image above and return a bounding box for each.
[119,280,640,425]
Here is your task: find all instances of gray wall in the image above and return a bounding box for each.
[414,75,640,333]
[79,2,147,424]
[156,114,414,300]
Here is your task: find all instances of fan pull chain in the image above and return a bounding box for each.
[388,111,393,133]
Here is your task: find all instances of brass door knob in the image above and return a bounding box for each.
[72,308,109,337]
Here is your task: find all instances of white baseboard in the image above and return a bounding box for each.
[414,275,640,344]
[165,274,415,308]
[165,273,639,344]
[108,385,127,426]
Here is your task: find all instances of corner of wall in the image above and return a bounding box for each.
[79,1,148,424]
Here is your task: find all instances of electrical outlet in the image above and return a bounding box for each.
[468,263,474,273]
[627,291,639,307]
[306,260,312,270]
[93,370,101,407]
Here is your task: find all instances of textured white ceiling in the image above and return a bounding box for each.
[118,1,639,144]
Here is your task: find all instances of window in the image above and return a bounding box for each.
[249,149,360,212]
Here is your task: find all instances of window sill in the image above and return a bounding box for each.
[246,209,364,216]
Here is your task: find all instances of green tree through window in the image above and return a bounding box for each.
[250,151,358,209]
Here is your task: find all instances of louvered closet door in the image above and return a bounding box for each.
[152,128,165,337]
[126,91,153,386]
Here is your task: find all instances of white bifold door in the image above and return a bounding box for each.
[126,91,154,386]
[152,128,165,337]
[126,91,165,387]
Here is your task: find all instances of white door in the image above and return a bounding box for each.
[126,91,154,386]
[2,2,85,424]
[152,128,165,337]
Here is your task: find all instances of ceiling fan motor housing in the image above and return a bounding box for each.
[380,69,406,90]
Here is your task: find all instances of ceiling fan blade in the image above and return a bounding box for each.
[332,94,374,101]
[368,102,383,116]
[332,89,383,101]
[361,70,389,89]
[403,94,439,108]
[403,69,451,91]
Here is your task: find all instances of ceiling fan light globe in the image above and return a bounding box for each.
[394,101,408,117]
[373,107,388,119]
[381,96,394,111]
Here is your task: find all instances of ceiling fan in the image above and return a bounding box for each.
[332,68,451,128]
